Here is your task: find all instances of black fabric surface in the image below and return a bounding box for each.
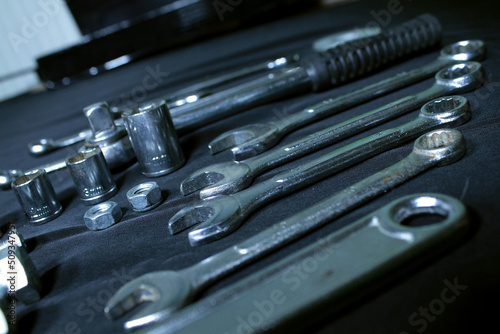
[1,1,499,333]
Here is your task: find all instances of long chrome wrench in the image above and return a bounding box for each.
[169,96,471,246]
[146,26,381,110]
[209,40,486,160]
[181,62,483,198]
[167,14,441,133]
[104,128,466,331]
[142,193,468,334]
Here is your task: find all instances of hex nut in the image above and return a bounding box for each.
[127,182,163,212]
[84,201,122,231]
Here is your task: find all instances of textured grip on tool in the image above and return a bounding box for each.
[301,14,442,92]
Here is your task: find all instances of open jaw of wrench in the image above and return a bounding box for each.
[141,193,469,334]
[170,96,471,246]
[104,128,466,330]
[182,62,483,198]
[209,40,486,160]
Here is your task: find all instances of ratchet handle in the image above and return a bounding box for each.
[301,14,442,91]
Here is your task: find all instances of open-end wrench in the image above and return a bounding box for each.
[169,96,471,245]
[104,128,466,331]
[209,40,486,160]
[181,62,483,198]
[143,193,469,334]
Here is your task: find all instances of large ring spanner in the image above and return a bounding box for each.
[105,128,466,331]
[182,62,483,198]
[169,96,471,245]
[143,193,469,334]
[209,40,486,160]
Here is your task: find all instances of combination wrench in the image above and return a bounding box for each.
[143,193,469,334]
[209,40,486,160]
[169,96,471,245]
[181,62,483,198]
[105,128,466,331]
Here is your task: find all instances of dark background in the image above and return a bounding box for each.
[1,0,499,333]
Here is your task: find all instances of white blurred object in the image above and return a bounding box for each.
[0,0,82,102]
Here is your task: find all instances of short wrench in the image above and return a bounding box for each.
[209,40,486,160]
[182,62,483,198]
[169,96,471,245]
[105,128,466,330]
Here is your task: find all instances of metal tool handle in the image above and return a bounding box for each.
[237,115,449,214]
[247,83,446,173]
[168,193,468,334]
[166,55,300,103]
[170,67,314,133]
[300,13,442,92]
[273,60,451,135]
[274,15,445,134]
[170,14,441,133]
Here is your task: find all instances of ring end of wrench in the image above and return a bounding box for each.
[413,128,466,167]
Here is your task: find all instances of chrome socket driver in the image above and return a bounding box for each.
[66,147,117,204]
[11,170,63,224]
[123,100,185,177]
[182,62,483,198]
[104,128,466,330]
[143,193,469,334]
[170,96,471,245]
[81,102,135,170]
[209,40,486,160]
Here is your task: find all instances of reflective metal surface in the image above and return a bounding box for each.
[66,148,117,205]
[170,96,471,245]
[105,128,466,331]
[184,62,483,198]
[209,40,486,160]
[123,100,185,177]
[11,170,62,224]
[142,193,468,334]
